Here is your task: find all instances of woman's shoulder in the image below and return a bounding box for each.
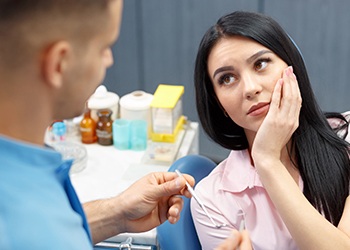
[195,150,250,192]
[194,153,230,191]
[195,157,228,188]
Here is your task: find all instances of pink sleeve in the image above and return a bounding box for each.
[190,174,235,250]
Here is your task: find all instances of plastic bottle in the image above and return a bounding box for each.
[119,90,153,138]
[80,108,97,144]
[96,109,113,145]
[52,121,66,142]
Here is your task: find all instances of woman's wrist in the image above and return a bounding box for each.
[253,153,281,170]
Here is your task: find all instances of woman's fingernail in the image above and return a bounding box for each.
[284,67,290,76]
[285,66,293,76]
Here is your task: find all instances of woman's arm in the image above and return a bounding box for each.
[256,158,350,250]
[252,66,350,249]
[338,196,350,237]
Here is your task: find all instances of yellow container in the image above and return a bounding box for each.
[150,84,185,142]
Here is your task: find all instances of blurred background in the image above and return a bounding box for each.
[103,0,350,162]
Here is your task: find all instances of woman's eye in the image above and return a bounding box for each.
[255,58,271,71]
[219,74,235,85]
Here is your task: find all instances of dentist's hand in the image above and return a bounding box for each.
[116,172,195,232]
[85,171,195,244]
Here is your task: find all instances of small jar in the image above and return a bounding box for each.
[80,108,97,144]
[96,109,113,145]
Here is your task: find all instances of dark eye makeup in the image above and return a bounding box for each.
[215,56,273,86]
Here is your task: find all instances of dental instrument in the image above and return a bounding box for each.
[175,169,229,229]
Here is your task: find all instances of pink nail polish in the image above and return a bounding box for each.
[285,67,291,76]
[285,66,293,77]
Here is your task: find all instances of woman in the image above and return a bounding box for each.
[191,11,350,249]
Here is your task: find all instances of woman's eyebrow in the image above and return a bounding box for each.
[213,66,234,79]
[212,50,273,79]
[246,50,273,64]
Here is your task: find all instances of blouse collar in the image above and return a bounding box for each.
[219,149,303,192]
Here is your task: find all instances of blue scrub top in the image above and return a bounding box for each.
[0,136,92,249]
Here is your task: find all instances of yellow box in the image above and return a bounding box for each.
[150,84,184,142]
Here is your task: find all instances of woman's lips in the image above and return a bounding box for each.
[247,103,270,116]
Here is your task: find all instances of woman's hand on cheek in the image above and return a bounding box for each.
[252,66,302,163]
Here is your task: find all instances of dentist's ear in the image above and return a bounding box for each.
[41,40,72,89]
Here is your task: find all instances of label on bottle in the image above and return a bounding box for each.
[80,127,93,133]
[96,129,113,145]
[96,129,112,139]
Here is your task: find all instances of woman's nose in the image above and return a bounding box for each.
[242,75,262,99]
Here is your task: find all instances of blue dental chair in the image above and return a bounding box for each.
[157,155,216,250]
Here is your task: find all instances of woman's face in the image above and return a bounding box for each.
[207,36,288,136]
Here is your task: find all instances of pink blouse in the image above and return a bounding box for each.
[191,149,302,250]
[191,112,350,250]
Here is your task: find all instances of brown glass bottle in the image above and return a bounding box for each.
[80,108,97,144]
[96,109,113,145]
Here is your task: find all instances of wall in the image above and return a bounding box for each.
[103,0,350,162]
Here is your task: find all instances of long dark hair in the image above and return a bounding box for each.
[194,11,350,225]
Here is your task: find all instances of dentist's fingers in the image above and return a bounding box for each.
[167,196,184,224]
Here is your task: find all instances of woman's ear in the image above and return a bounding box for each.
[41,40,71,89]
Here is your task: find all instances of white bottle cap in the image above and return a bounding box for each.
[119,90,153,112]
[87,85,119,121]
[88,85,119,109]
